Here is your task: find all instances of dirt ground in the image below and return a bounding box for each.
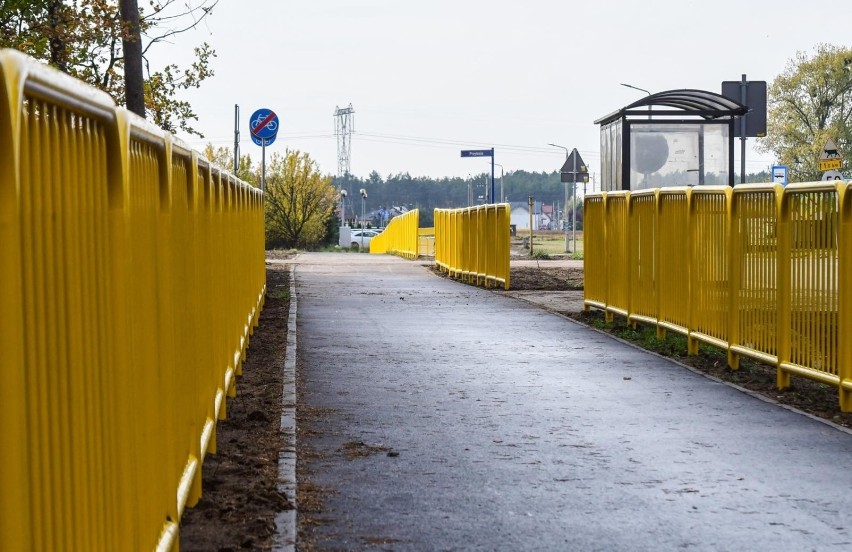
[179,262,291,551]
[180,257,852,550]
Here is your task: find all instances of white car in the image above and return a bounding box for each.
[350,229,380,251]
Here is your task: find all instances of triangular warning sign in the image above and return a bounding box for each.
[560,148,589,183]
[819,139,842,161]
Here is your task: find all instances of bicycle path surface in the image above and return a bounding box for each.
[289,252,852,551]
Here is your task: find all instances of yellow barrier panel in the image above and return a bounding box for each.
[729,184,783,369]
[657,188,691,340]
[435,203,510,289]
[778,183,841,390]
[584,180,852,411]
[604,192,630,322]
[628,190,658,327]
[583,194,607,311]
[0,49,265,549]
[370,209,419,258]
[689,187,731,352]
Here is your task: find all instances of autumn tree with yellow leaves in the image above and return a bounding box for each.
[263,151,337,249]
[202,144,256,184]
[760,44,852,181]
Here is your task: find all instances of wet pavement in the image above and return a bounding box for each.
[290,252,852,551]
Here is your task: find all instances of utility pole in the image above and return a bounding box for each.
[233,104,240,174]
[528,195,534,256]
[494,163,505,203]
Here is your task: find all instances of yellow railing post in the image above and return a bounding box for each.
[840,182,852,411]
[0,48,32,551]
[776,186,793,390]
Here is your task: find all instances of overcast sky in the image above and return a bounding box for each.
[148,0,852,183]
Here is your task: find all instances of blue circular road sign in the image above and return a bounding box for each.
[250,108,279,141]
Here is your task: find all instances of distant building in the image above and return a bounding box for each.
[509,201,543,230]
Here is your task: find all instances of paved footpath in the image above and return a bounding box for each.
[292,252,852,551]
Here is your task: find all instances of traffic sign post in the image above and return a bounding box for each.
[461,148,495,204]
[250,108,280,193]
[560,149,588,254]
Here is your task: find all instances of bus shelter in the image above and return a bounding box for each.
[594,89,747,191]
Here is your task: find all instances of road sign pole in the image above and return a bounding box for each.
[261,138,266,194]
[572,152,577,254]
[740,74,747,184]
[490,148,495,204]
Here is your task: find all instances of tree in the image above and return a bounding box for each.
[0,0,218,136]
[118,0,143,116]
[264,151,337,249]
[759,44,852,181]
[202,144,256,184]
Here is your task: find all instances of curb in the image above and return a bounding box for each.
[273,263,298,551]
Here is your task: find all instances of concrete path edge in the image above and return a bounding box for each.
[273,263,298,551]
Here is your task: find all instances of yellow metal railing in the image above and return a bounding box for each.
[369,209,419,258]
[0,49,265,550]
[584,182,852,410]
[435,203,510,289]
[627,190,658,328]
[583,195,607,310]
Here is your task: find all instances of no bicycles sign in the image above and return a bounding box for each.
[250,108,278,146]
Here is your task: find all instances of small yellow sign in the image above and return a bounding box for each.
[819,159,842,171]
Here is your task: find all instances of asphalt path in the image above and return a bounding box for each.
[293,252,852,551]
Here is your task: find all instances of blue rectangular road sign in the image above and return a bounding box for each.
[460,149,493,158]
[771,165,788,186]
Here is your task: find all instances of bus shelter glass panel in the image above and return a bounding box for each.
[629,123,730,190]
[600,120,623,192]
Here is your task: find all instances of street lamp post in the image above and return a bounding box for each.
[339,189,348,226]
[493,163,505,203]
[359,188,367,249]
[620,83,652,119]
[548,143,572,253]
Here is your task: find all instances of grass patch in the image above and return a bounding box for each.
[268,288,290,300]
